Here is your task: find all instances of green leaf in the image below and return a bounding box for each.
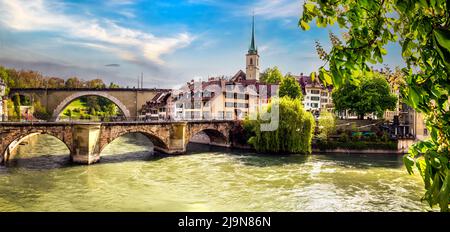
[439,170,450,212]
[322,69,332,85]
[304,3,315,12]
[300,20,310,30]
[434,29,450,52]
[409,88,420,108]
[310,71,316,81]
[403,155,415,175]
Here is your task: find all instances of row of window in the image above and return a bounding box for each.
[225,92,250,99]
[225,102,249,108]
[307,90,329,97]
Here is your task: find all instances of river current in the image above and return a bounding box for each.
[0,134,429,211]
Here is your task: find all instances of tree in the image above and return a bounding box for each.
[332,76,397,119]
[109,82,120,88]
[279,74,303,100]
[0,66,12,94]
[65,77,84,88]
[13,93,21,120]
[301,0,450,211]
[46,77,65,88]
[33,101,50,120]
[260,66,283,84]
[245,96,315,153]
[317,111,336,141]
[85,79,106,88]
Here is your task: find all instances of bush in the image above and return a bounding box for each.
[338,133,349,143]
[33,101,50,120]
[317,111,336,139]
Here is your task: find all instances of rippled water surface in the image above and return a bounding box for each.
[0,134,429,211]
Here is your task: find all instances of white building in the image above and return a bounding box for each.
[297,74,333,114]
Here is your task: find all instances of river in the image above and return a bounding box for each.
[0,134,430,212]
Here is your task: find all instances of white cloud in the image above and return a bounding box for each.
[252,0,303,19]
[0,0,194,65]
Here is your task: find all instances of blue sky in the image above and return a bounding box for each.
[0,0,404,88]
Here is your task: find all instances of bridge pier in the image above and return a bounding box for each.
[71,123,101,164]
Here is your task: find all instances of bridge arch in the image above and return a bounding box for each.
[187,123,232,147]
[52,91,131,121]
[99,129,169,155]
[0,131,72,163]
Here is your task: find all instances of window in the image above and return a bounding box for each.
[194,101,202,109]
[176,103,183,108]
[321,98,328,103]
[236,93,246,99]
[424,128,428,136]
[321,92,328,97]
[225,111,233,119]
[184,102,192,109]
[204,101,210,107]
[203,112,210,119]
[225,92,234,99]
[193,111,201,119]
[225,102,234,107]
[159,108,165,112]
[311,96,320,101]
[250,58,253,65]
[311,103,319,108]
[311,90,320,95]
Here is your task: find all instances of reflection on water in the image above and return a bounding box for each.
[0,134,429,212]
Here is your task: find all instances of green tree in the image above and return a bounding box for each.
[13,93,21,120]
[317,111,336,141]
[0,66,12,94]
[279,74,303,100]
[245,96,315,153]
[33,101,50,120]
[85,79,106,88]
[109,82,120,88]
[332,76,397,119]
[260,66,283,84]
[301,0,450,211]
[64,109,72,117]
[65,77,84,88]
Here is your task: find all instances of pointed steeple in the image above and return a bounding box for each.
[248,14,257,54]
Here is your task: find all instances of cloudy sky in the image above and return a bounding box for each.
[0,0,404,88]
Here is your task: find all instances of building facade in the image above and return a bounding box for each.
[297,74,333,114]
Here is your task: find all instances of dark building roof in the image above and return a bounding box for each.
[295,74,333,94]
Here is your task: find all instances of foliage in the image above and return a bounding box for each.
[260,66,283,84]
[65,77,84,88]
[109,82,120,88]
[0,65,120,89]
[33,101,50,120]
[300,0,450,211]
[13,93,21,120]
[0,66,12,94]
[279,74,303,100]
[317,111,336,140]
[316,140,398,151]
[64,109,72,117]
[332,75,397,119]
[245,96,315,153]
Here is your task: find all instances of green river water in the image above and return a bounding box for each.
[0,134,430,212]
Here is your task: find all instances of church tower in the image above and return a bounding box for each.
[246,15,259,81]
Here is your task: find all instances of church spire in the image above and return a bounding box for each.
[248,14,257,54]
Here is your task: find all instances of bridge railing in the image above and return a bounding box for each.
[1,115,237,123]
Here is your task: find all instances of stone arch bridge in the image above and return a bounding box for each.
[9,88,170,121]
[0,120,236,165]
